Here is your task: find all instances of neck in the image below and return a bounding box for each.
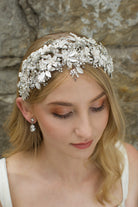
[34,143,95,185]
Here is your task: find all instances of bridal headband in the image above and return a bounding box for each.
[17,33,113,100]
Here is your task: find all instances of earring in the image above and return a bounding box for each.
[30,118,36,132]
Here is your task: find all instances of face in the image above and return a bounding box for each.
[32,75,109,160]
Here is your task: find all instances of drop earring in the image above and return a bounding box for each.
[30,118,36,132]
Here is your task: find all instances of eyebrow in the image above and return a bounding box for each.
[47,91,105,106]
[90,91,105,103]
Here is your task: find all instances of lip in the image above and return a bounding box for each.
[71,140,93,149]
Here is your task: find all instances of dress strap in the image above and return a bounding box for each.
[116,142,129,206]
[0,158,13,207]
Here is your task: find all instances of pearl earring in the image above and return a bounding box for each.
[30,118,36,132]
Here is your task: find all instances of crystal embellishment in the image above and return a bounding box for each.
[18,33,114,100]
[30,118,36,132]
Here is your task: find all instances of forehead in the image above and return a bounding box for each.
[43,75,104,104]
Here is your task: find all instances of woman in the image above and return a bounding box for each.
[0,32,137,207]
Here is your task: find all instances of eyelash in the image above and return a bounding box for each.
[53,103,105,119]
[90,103,105,112]
[53,111,73,119]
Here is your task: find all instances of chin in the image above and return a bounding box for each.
[69,148,94,161]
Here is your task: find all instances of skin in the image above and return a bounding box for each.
[4,75,138,207]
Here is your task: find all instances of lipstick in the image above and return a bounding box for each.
[71,140,93,149]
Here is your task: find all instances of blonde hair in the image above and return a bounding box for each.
[4,32,125,205]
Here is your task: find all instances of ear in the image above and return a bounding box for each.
[16,97,35,123]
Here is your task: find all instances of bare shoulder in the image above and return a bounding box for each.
[124,142,138,178]
[124,142,138,165]
[123,142,138,207]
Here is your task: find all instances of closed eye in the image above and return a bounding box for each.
[90,103,105,112]
[53,111,73,119]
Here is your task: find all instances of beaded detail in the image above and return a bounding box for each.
[17,33,113,100]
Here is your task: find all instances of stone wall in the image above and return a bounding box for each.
[0,0,138,155]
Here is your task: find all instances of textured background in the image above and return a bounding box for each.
[0,0,138,156]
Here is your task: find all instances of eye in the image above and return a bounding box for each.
[90,103,105,112]
[53,111,73,119]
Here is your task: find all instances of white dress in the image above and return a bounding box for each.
[0,143,129,207]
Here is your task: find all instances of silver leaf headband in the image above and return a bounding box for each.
[17,33,113,100]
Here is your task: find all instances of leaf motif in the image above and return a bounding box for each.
[18,33,113,100]
[46,71,51,78]
[76,67,84,74]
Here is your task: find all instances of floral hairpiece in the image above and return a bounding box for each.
[17,33,113,100]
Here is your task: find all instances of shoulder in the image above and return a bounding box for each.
[124,142,138,167]
[123,142,138,206]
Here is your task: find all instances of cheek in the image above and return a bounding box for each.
[102,110,109,127]
[39,118,58,136]
[94,109,109,132]
[37,115,69,140]
[103,109,109,126]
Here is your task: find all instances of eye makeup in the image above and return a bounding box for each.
[53,111,73,119]
[90,102,105,112]
[90,96,108,113]
[48,94,108,119]
[49,106,73,119]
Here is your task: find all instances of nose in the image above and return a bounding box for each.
[74,114,93,140]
